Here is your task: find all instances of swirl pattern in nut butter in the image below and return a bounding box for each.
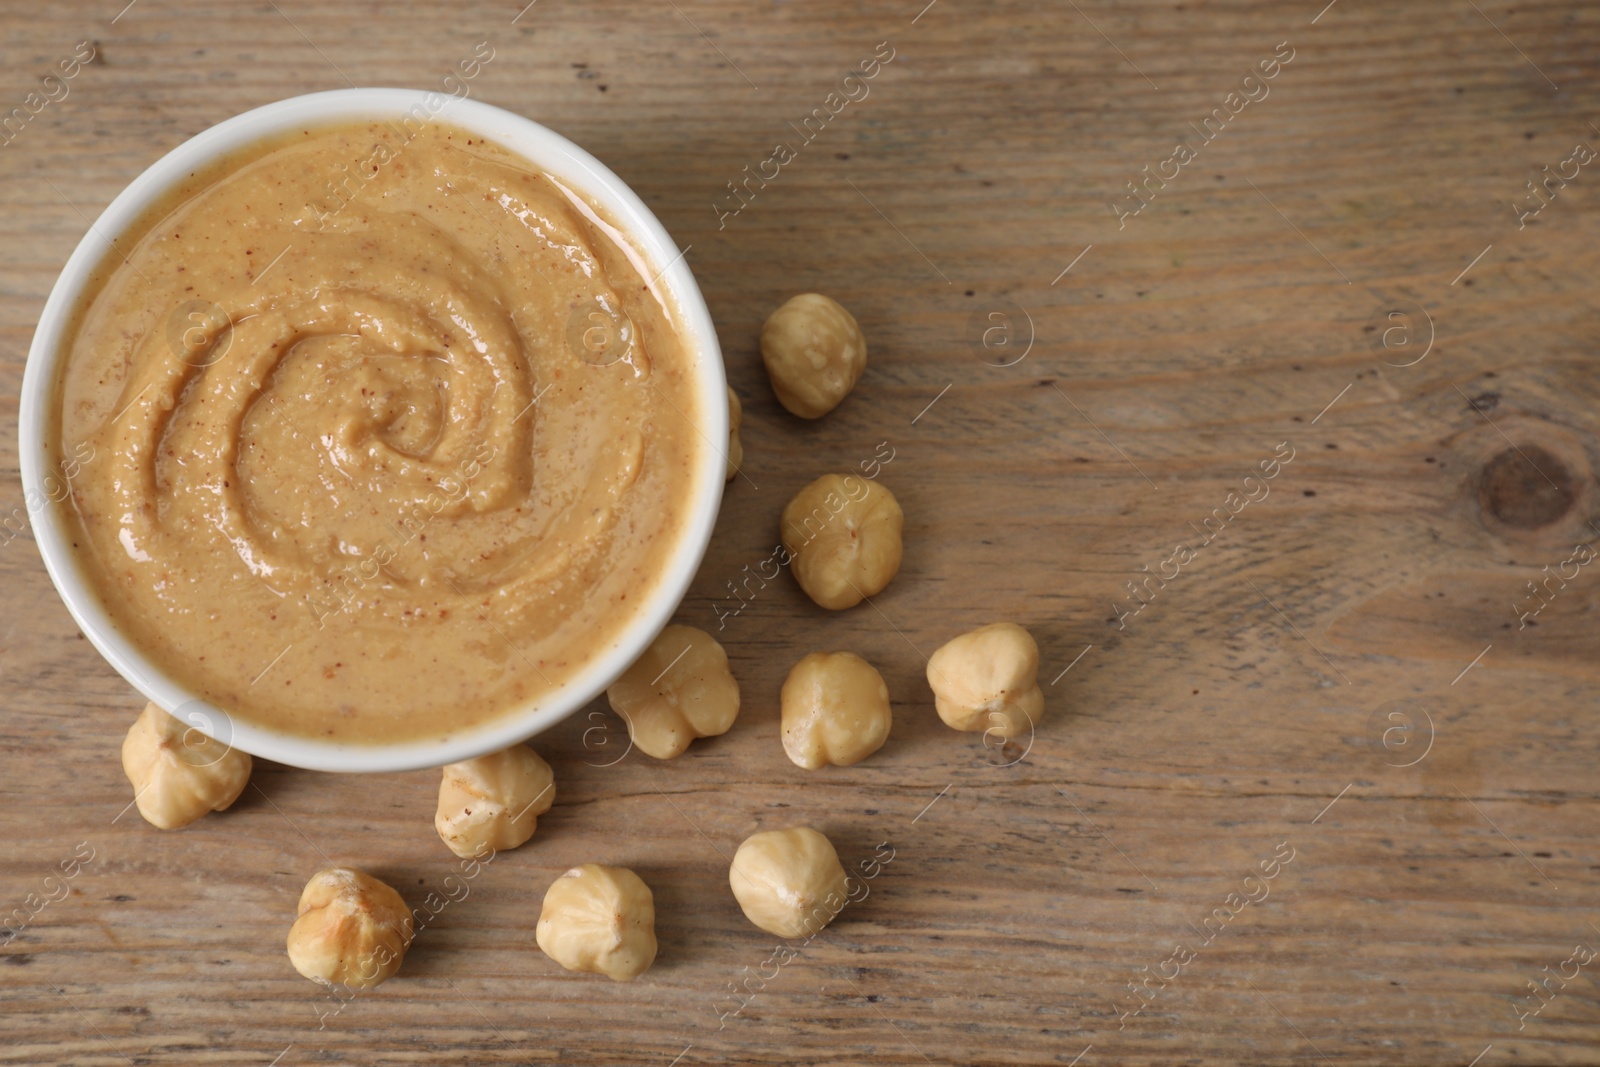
[53,122,704,744]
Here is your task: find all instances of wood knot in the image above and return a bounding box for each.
[1479,445,1575,529]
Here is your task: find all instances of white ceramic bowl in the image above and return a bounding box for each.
[18,89,726,773]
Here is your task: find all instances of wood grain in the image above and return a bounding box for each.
[3,0,1600,1063]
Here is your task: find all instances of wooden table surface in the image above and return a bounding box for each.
[4,0,1600,1063]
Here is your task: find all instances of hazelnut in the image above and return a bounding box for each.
[120,701,252,830]
[926,622,1044,740]
[781,474,903,610]
[729,827,849,939]
[286,867,413,989]
[760,293,866,419]
[607,624,740,759]
[536,864,657,980]
[781,652,892,769]
[435,745,555,859]
[725,385,744,482]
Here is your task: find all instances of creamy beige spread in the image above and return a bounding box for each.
[53,121,703,744]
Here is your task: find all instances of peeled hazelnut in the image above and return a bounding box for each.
[781,652,892,770]
[607,624,740,759]
[286,867,413,989]
[729,827,850,939]
[926,622,1044,740]
[435,745,555,859]
[725,386,744,482]
[781,474,903,610]
[120,701,252,830]
[760,293,866,419]
[536,864,657,981]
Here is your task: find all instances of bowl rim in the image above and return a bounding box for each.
[17,88,727,773]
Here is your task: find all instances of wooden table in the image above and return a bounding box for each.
[3,0,1599,1063]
